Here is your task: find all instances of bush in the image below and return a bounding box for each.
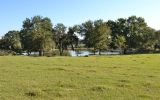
[0,50,16,56]
[84,55,89,57]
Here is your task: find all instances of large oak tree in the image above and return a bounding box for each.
[20,15,54,56]
[79,19,111,55]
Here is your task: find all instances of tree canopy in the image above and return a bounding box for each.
[20,15,54,56]
[0,15,160,56]
[78,19,111,54]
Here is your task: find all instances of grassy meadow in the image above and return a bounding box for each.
[0,54,160,100]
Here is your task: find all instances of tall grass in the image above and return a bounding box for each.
[0,54,160,100]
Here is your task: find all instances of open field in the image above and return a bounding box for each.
[0,54,160,100]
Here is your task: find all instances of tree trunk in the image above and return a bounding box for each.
[39,50,42,56]
[93,47,96,55]
[43,50,45,56]
[19,49,22,55]
[27,50,30,55]
[60,50,62,56]
[59,46,63,56]
[59,49,63,56]
[71,44,74,51]
[119,47,122,55]
[99,49,101,55]
[123,48,127,55]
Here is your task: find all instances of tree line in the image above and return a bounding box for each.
[0,15,160,56]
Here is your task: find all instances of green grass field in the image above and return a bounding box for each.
[0,54,160,100]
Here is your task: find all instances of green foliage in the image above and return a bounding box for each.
[0,30,22,53]
[154,30,160,49]
[114,35,126,54]
[107,15,157,52]
[0,50,16,56]
[20,15,54,56]
[54,23,66,36]
[126,16,148,49]
[53,23,67,56]
[1,15,160,55]
[114,35,126,47]
[79,19,111,54]
[53,24,79,56]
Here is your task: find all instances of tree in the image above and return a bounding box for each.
[53,23,67,56]
[126,16,148,50]
[107,18,127,49]
[142,27,156,50]
[107,16,152,53]
[114,35,126,55]
[2,30,22,53]
[67,26,79,51]
[53,24,79,56]
[94,20,111,55]
[79,19,111,55]
[20,18,34,55]
[154,30,160,50]
[0,36,7,50]
[20,15,54,56]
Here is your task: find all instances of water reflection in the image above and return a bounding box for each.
[70,51,119,56]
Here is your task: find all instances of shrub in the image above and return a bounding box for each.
[0,50,16,56]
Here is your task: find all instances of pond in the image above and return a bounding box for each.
[22,50,120,56]
[70,51,120,56]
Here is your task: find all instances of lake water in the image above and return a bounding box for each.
[70,51,120,56]
[22,50,120,56]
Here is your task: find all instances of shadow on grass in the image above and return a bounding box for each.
[90,86,106,92]
[47,68,67,71]
[25,89,42,97]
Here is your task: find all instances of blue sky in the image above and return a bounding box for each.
[0,0,160,38]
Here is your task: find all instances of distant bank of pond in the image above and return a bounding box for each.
[22,50,120,56]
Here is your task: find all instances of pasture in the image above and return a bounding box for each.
[0,54,160,100]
